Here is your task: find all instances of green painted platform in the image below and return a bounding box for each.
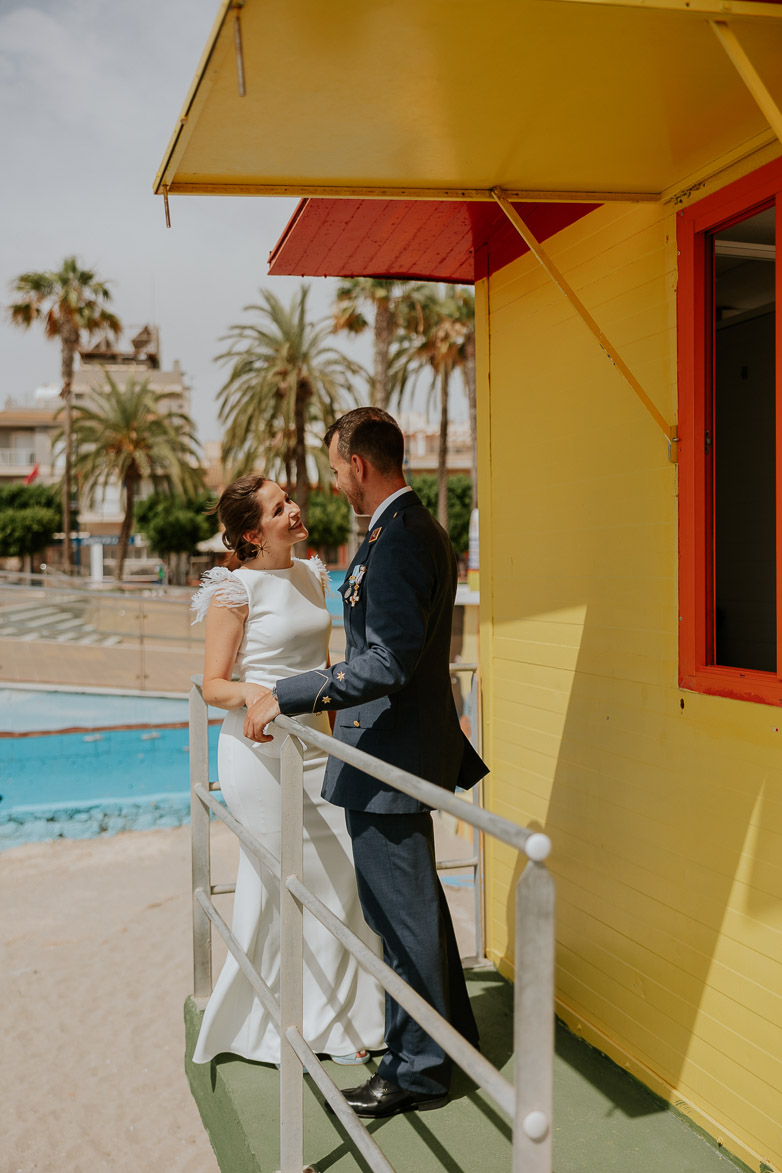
[185,970,749,1173]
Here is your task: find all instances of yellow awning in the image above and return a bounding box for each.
[154,0,782,202]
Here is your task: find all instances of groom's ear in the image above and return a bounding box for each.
[351,453,369,481]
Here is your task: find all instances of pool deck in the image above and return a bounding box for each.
[0,627,347,694]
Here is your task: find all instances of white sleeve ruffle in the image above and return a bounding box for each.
[307,554,331,596]
[190,567,250,624]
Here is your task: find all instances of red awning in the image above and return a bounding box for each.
[268,198,598,284]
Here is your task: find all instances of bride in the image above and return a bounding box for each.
[190,474,385,1066]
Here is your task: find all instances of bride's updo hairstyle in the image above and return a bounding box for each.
[213,474,268,562]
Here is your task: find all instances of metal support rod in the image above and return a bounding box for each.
[435,856,479,870]
[279,734,305,1173]
[195,889,281,1024]
[710,20,782,145]
[233,3,246,97]
[512,863,556,1173]
[194,783,280,876]
[284,1028,396,1173]
[471,672,485,961]
[286,874,515,1118]
[490,187,678,461]
[163,186,171,228]
[138,600,147,689]
[189,685,212,1004]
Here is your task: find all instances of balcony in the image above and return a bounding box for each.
[0,448,36,468]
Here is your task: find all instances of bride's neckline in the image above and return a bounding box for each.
[239,558,296,573]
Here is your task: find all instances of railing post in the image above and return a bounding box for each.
[470,668,485,960]
[279,732,305,1173]
[189,683,212,1005]
[513,857,555,1173]
[138,598,147,690]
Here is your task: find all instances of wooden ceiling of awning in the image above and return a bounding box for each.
[267,198,598,283]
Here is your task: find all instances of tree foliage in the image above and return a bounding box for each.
[6,256,121,569]
[217,285,361,516]
[410,474,472,554]
[0,506,60,558]
[333,279,435,410]
[64,374,203,580]
[403,287,473,528]
[0,483,61,517]
[135,492,218,558]
[305,490,351,550]
[0,484,62,559]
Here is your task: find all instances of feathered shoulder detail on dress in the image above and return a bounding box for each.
[190,567,250,624]
[306,554,331,596]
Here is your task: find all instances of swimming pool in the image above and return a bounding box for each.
[1,686,221,850]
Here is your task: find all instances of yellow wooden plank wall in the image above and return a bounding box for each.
[478,198,782,1173]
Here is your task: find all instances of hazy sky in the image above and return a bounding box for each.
[0,0,466,445]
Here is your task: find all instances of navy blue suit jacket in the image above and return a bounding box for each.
[275,490,488,813]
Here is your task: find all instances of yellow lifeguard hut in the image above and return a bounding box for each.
[156,4,782,1169]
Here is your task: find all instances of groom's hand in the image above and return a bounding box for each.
[243,689,280,741]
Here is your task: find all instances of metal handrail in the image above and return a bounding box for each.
[189,680,555,1173]
[0,570,190,600]
[196,663,485,951]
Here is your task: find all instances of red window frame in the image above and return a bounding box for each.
[678,155,782,706]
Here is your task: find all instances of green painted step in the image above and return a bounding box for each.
[185,969,750,1173]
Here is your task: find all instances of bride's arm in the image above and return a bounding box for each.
[202,600,265,711]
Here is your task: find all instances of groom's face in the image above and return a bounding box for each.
[328,435,366,515]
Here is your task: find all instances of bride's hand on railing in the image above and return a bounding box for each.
[243,687,279,742]
[241,682,270,712]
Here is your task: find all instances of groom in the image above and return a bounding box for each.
[244,407,488,1116]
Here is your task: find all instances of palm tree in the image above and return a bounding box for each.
[451,288,477,510]
[6,257,121,571]
[333,278,434,410]
[407,286,472,529]
[63,375,203,581]
[217,285,361,521]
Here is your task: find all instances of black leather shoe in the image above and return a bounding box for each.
[332,1072,448,1118]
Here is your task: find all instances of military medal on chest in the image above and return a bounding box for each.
[348,564,367,607]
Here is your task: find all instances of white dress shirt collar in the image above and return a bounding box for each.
[368,485,414,533]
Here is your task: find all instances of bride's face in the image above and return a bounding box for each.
[247,482,308,552]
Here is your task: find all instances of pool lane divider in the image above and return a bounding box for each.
[1,718,223,739]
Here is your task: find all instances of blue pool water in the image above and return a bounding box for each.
[1,575,348,849]
[1,687,221,850]
[326,570,345,623]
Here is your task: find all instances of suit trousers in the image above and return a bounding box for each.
[344,809,480,1097]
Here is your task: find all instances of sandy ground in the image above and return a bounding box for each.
[1,824,236,1173]
[1,817,476,1173]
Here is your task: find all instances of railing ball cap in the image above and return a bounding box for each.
[524,832,551,862]
[523,1110,550,1142]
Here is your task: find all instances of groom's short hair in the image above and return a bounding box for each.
[325,408,404,478]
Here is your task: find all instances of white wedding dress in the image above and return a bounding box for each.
[190,557,385,1065]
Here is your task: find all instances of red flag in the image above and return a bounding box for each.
[24,464,39,485]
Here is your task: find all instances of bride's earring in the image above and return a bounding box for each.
[244,530,268,559]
